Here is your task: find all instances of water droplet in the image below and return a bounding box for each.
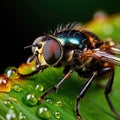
[93,11,107,21]
[54,111,61,119]
[55,101,62,107]
[102,23,114,35]
[46,98,53,104]
[18,63,36,75]
[18,112,27,120]
[6,109,17,120]
[12,84,22,92]
[35,84,44,92]
[4,66,19,79]
[115,17,120,28]
[9,97,20,104]
[0,74,11,92]
[23,93,38,106]
[4,100,14,109]
[36,106,51,119]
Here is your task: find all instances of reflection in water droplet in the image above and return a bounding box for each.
[23,93,38,106]
[6,109,17,120]
[35,84,44,92]
[54,111,61,119]
[18,112,27,120]
[46,98,53,104]
[55,101,62,107]
[36,107,51,119]
[4,100,14,109]
[12,84,22,92]
[4,67,19,79]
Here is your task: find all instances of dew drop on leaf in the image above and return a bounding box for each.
[18,63,36,75]
[6,109,17,120]
[23,93,38,106]
[4,100,14,109]
[4,66,19,79]
[46,98,53,104]
[54,111,61,119]
[12,84,22,92]
[36,106,51,119]
[0,75,11,92]
[18,112,27,120]
[35,84,44,92]
[55,101,62,107]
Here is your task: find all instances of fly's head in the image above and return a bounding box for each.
[25,36,63,71]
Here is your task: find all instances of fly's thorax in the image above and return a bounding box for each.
[55,29,88,49]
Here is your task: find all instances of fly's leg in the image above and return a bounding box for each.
[76,71,98,120]
[104,67,120,119]
[39,70,73,101]
[76,67,120,120]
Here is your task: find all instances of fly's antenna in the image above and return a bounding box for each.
[24,44,42,49]
[24,45,33,49]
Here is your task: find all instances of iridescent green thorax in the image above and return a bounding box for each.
[55,30,88,49]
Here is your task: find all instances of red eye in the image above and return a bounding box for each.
[43,38,62,65]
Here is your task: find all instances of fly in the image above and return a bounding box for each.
[24,23,120,120]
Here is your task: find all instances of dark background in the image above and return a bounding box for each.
[1,0,120,73]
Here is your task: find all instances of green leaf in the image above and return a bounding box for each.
[0,13,120,120]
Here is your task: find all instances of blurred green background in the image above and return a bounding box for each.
[1,0,120,73]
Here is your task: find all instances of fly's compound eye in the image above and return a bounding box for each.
[43,37,63,65]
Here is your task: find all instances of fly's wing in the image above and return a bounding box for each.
[110,43,120,55]
[83,48,120,66]
[82,39,120,66]
[93,50,120,66]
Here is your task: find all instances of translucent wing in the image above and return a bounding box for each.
[93,50,120,66]
[110,44,120,55]
[83,48,120,66]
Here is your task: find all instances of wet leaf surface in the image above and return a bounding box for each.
[0,13,120,120]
